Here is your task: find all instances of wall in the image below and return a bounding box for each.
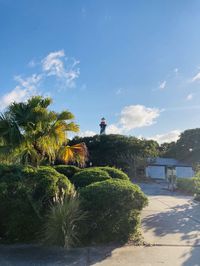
[146,165,166,179]
[176,167,194,178]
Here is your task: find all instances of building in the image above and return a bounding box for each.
[145,157,194,180]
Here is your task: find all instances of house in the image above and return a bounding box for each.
[145,157,194,180]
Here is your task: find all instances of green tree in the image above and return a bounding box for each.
[164,128,200,165]
[70,134,159,176]
[0,96,88,166]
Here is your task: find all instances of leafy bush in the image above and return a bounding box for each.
[99,166,129,180]
[0,165,73,241]
[43,193,86,248]
[71,168,111,188]
[54,165,81,181]
[79,179,148,243]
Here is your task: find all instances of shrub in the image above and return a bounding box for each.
[43,193,86,248]
[177,177,200,200]
[0,165,73,241]
[99,166,129,180]
[54,165,81,182]
[79,179,148,243]
[71,168,111,188]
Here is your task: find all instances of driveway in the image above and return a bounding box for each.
[0,182,200,265]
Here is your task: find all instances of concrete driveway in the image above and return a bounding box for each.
[0,182,200,265]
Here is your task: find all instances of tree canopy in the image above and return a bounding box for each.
[163,128,200,165]
[70,134,159,174]
[0,96,88,166]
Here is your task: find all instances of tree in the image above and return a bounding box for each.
[0,96,88,166]
[70,134,159,176]
[163,128,200,165]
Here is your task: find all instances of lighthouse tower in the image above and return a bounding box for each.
[99,117,107,135]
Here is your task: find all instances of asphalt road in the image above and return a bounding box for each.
[0,181,200,265]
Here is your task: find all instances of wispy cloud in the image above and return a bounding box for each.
[192,71,200,82]
[0,50,80,110]
[159,80,167,90]
[42,50,80,88]
[0,74,42,110]
[186,93,194,101]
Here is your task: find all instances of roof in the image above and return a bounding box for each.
[147,157,192,167]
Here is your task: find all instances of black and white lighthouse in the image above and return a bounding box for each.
[99,117,107,135]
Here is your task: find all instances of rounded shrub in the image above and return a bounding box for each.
[79,179,148,243]
[99,166,129,180]
[0,165,73,241]
[71,168,111,188]
[54,165,81,182]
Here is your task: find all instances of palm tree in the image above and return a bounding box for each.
[0,96,88,166]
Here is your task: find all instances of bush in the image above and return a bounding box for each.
[99,166,129,180]
[54,165,81,182]
[71,168,111,188]
[43,193,86,248]
[0,165,73,241]
[79,179,148,243]
[177,178,199,194]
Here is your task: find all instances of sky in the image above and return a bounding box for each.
[1,0,200,143]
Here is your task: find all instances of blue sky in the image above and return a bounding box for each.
[1,0,200,143]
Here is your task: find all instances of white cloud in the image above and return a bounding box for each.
[186,93,193,101]
[174,68,179,74]
[42,50,80,88]
[119,105,160,131]
[0,50,81,110]
[78,130,96,137]
[159,80,166,90]
[105,105,161,135]
[106,124,123,134]
[0,74,42,110]
[149,130,180,144]
[192,72,200,82]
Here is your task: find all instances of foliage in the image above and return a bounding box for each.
[54,165,81,182]
[0,164,73,241]
[79,179,148,243]
[70,134,159,174]
[43,193,86,248]
[71,168,111,189]
[177,177,200,200]
[0,96,88,166]
[163,128,200,164]
[98,166,129,180]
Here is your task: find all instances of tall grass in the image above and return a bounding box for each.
[43,193,86,248]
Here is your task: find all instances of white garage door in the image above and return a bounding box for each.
[146,166,165,179]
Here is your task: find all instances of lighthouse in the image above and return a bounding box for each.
[99,117,107,135]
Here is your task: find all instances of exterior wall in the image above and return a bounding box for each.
[176,167,194,178]
[146,165,166,179]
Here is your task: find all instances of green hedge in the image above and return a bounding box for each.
[79,179,148,243]
[98,166,129,180]
[177,177,200,200]
[71,168,111,188]
[54,165,81,181]
[0,165,73,241]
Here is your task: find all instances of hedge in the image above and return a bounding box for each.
[71,168,111,188]
[177,177,200,200]
[0,165,73,241]
[54,165,81,181]
[98,166,129,180]
[79,179,148,243]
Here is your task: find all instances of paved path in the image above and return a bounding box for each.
[93,182,200,266]
[0,182,200,265]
